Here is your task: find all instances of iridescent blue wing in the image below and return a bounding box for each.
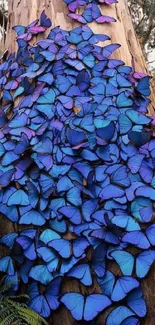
[0,168,15,187]
[40,10,52,27]
[67,264,92,286]
[91,243,106,277]
[29,265,53,285]
[110,250,134,276]
[61,293,84,321]
[48,239,71,258]
[146,225,155,245]
[136,250,155,278]
[121,317,140,325]
[59,206,82,225]
[7,189,29,206]
[122,231,150,249]
[0,256,14,275]
[84,294,111,321]
[45,277,62,310]
[19,210,45,226]
[98,271,115,297]
[29,295,51,318]
[73,238,90,257]
[136,76,150,96]
[127,287,147,317]
[106,306,135,325]
[111,276,139,301]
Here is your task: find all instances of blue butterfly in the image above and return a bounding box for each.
[14,133,29,155]
[91,227,120,245]
[0,168,15,187]
[0,232,18,249]
[59,206,82,225]
[136,76,150,96]
[112,213,140,232]
[128,130,151,147]
[56,75,72,93]
[119,114,132,134]
[29,265,53,285]
[19,210,46,226]
[122,231,150,249]
[127,287,147,317]
[7,189,29,206]
[39,229,60,244]
[37,246,59,272]
[66,187,82,207]
[91,243,106,277]
[16,229,38,260]
[61,293,111,321]
[0,256,14,275]
[48,237,89,258]
[99,271,139,301]
[121,317,140,325]
[98,271,115,297]
[111,276,139,302]
[37,88,55,104]
[20,260,34,284]
[2,152,19,166]
[116,92,133,108]
[67,264,92,286]
[28,277,61,318]
[110,249,155,278]
[106,306,135,325]
[110,250,134,276]
[49,219,67,234]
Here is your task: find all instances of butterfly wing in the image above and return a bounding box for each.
[73,238,89,257]
[19,210,45,226]
[136,250,155,278]
[121,317,140,325]
[127,287,147,317]
[84,294,111,321]
[7,189,29,206]
[29,295,51,318]
[61,293,84,321]
[110,250,134,276]
[91,243,106,277]
[98,271,115,297]
[136,76,150,96]
[122,231,150,249]
[146,225,155,245]
[67,264,92,286]
[0,256,14,275]
[45,277,62,310]
[106,306,135,325]
[48,239,71,258]
[29,265,53,284]
[59,206,82,225]
[111,276,139,301]
[0,169,15,187]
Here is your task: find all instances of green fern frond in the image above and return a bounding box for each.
[0,313,16,325]
[0,306,12,321]
[18,308,48,325]
[0,279,48,325]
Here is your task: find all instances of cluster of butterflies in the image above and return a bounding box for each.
[0,7,154,325]
[64,0,117,24]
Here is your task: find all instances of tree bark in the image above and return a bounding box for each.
[2,0,155,324]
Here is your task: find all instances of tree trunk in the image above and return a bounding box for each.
[2,0,155,324]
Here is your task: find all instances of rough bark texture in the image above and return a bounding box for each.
[2,0,155,324]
